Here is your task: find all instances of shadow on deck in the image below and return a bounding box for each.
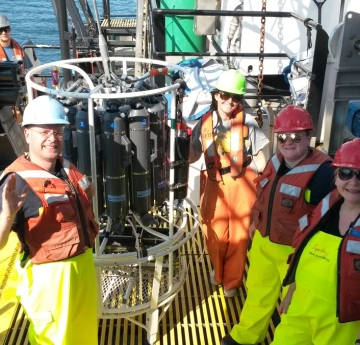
[3,230,280,345]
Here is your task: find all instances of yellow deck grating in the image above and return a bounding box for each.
[3,230,279,345]
[101,19,137,28]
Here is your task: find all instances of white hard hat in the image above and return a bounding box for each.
[22,96,70,127]
[0,14,10,29]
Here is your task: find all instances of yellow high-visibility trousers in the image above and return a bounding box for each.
[271,284,360,345]
[230,231,294,344]
[16,249,98,345]
[272,231,360,345]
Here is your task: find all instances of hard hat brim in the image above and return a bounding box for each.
[22,118,70,127]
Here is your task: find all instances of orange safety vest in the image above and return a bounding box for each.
[252,149,331,245]
[200,106,249,181]
[0,38,25,68]
[3,155,99,264]
[285,190,360,322]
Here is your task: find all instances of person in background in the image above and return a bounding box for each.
[0,14,33,68]
[221,105,335,344]
[189,69,269,298]
[0,13,37,104]
[0,96,99,345]
[272,138,360,345]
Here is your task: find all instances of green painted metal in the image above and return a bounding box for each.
[161,0,206,53]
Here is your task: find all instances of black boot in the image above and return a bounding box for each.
[221,334,242,345]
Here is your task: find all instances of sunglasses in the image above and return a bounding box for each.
[338,168,360,181]
[218,91,243,103]
[0,26,10,33]
[277,133,303,144]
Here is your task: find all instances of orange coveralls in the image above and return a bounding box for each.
[193,109,268,290]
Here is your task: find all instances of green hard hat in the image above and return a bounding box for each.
[215,69,246,95]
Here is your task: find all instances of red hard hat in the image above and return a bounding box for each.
[332,138,360,169]
[274,105,314,133]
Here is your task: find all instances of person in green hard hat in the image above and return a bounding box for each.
[189,69,269,298]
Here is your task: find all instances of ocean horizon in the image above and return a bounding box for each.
[1,0,137,66]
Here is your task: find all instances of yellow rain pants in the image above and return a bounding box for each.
[230,231,294,343]
[272,231,360,345]
[200,168,256,290]
[16,249,98,345]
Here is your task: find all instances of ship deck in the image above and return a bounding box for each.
[1,228,280,345]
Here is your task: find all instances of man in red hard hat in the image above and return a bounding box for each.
[222,105,335,345]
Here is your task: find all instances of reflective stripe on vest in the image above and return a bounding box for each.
[271,154,281,171]
[346,240,360,254]
[259,178,269,188]
[16,170,69,204]
[299,214,308,231]
[288,164,321,175]
[320,193,331,218]
[62,158,90,192]
[299,193,331,232]
[271,154,321,175]
[44,194,69,204]
[279,183,301,198]
[16,170,54,179]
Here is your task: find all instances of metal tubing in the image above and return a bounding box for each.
[102,0,110,21]
[135,0,145,76]
[52,0,72,86]
[87,98,99,224]
[153,52,290,58]
[149,3,322,30]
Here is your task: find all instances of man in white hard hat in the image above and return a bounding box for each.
[0,95,99,345]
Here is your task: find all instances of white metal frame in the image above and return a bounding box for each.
[25,57,199,345]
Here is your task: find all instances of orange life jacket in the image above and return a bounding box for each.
[200,106,249,181]
[252,149,331,245]
[286,190,360,322]
[3,156,99,264]
[0,38,25,68]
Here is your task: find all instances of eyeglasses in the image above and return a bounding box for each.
[338,168,360,181]
[0,26,10,33]
[30,128,64,139]
[277,133,303,144]
[218,91,243,103]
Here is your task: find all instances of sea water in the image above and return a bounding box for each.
[1,0,137,65]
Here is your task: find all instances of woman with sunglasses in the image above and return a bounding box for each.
[222,105,335,345]
[270,138,360,345]
[190,69,269,298]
